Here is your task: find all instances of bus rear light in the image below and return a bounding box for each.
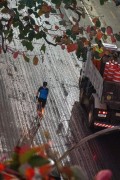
[98,110,107,117]
[98,111,107,115]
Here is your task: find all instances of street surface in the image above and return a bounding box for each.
[0,0,120,179]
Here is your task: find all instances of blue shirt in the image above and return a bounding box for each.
[38,86,49,100]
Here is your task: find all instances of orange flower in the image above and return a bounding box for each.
[39,164,52,177]
[25,168,35,179]
[96,30,103,40]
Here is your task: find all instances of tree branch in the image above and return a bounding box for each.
[44,36,57,46]
[0,31,7,53]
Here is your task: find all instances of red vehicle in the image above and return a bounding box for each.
[79,43,120,129]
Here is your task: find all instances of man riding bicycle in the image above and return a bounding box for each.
[36,82,49,116]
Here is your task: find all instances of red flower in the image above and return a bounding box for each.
[14,146,21,154]
[55,25,59,30]
[3,173,16,180]
[95,169,112,180]
[19,145,30,155]
[67,43,78,52]
[0,163,5,172]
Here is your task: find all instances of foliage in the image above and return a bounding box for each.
[0,0,119,63]
[0,144,112,180]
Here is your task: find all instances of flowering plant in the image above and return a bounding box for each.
[0,143,112,180]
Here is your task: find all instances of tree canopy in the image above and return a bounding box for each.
[0,0,120,63]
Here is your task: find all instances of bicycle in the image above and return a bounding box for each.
[36,100,43,119]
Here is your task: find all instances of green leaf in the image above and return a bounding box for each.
[3,30,9,35]
[37,0,43,3]
[40,30,46,38]
[66,29,72,36]
[75,43,83,58]
[7,36,13,43]
[29,155,50,167]
[40,44,46,53]
[18,4,25,10]
[27,0,35,8]
[1,8,9,13]
[12,8,17,13]
[23,54,30,63]
[33,12,39,18]
[71,34,76,40]
[101,27,106,33]
[28,30,35,41]
[102,34,107,40]
[19,148,35,164]
[28,9,33,14]
[63,0,73,4]
[114,34,120,41]
[76,48,82,58]
[22,30,28,36]
[55,36,62,43]
[19,22,24,31]
[7,29,13,42]
[14,12,20,21]
[23,16,29,21]
[59,20,66,26]
[0,1,8,8]
[95,37,99,43]
[13,21,19,27]
[22,40,34,51]
[100,0,105,5]
[0,22,3,31]
[51,9,57,13]
[96,19,101,28]
[51,0,61,4]
[19,32,25,39]
[30,17,35,25]
[35,31,43,39]
[19,0,35,8]
[94,51,100,59]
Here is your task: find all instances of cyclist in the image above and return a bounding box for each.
[36,82,49,116]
